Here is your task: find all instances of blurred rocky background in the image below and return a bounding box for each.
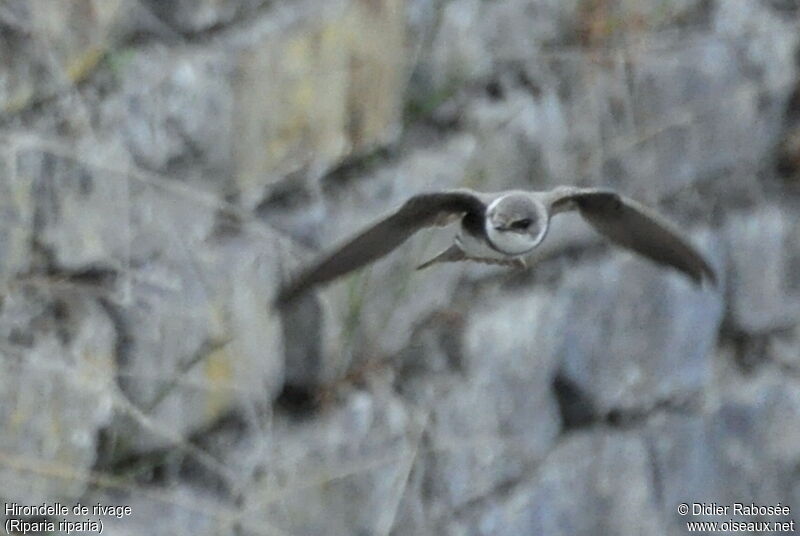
[1,0,799,534]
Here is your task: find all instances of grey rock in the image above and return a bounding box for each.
[479,0,581,58]
[105,206,286,453]
[0,1,131,114]
[76,486,233,536]
[279,288,341,390]
[238,387,416,536]
[95,0,408,210]
[102,46,235,179]
[0,149,33,280]
[463,431,666,536]
[620,22,794,196]
[14,149,291,454]
[392,287,562,534]
[0,288,115,505]
[138,0,267,33]
[768,325,800,370]
[725,205,800,332]
[462,87,579,191]
[427,0,492,90]
[553,231,724,414]
[230,0,408,208]
[646,370,800,531]
[412,0,799,201]
[2,0,800,533]
[15,148,131,271]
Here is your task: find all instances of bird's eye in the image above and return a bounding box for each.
[510,218,532,230]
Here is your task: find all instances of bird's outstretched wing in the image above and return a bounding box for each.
[275,191,485,307]
[549,187,717,285]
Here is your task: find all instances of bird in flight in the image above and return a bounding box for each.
[275,186,716,306]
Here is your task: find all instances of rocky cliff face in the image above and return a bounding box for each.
[1,0,799,534]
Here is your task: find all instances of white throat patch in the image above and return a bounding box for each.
[483,195,548,255]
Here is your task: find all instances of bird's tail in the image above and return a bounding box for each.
[416,244,466,271]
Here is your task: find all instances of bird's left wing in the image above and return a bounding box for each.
[548,187,717,285]
[275,190,485,306]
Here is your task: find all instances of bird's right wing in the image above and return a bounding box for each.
[275,191,485,306]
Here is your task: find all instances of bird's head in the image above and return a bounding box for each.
[485,193,549,255]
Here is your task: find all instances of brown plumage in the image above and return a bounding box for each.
[275,187,716,307]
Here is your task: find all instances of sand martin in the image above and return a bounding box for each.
[275,186,716,306]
